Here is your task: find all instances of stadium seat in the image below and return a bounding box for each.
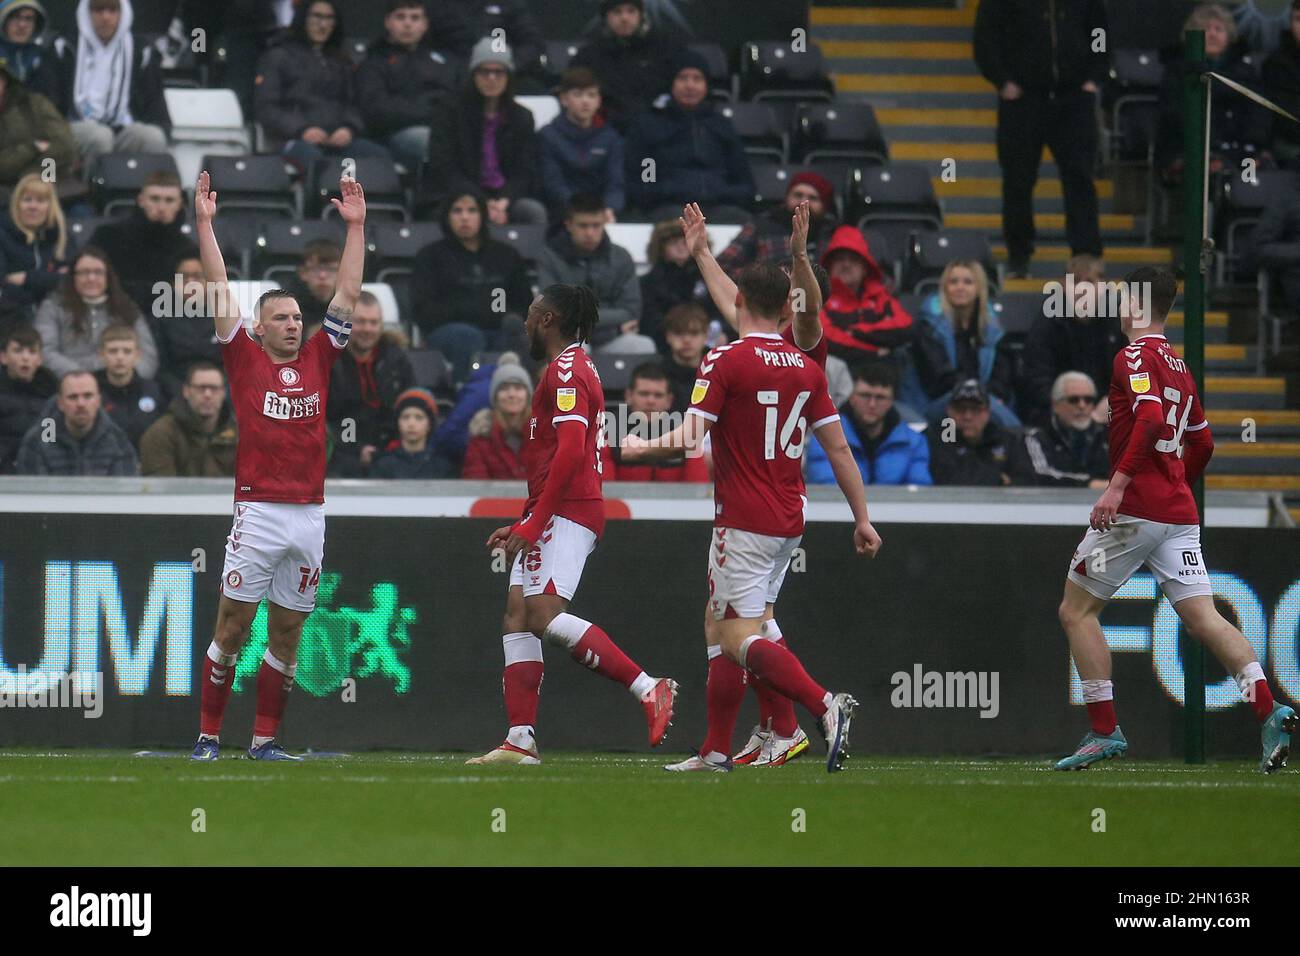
[311,157,408,222]
[253,219,347,282]
[860,225,906,289]
[165,88,252,188]
[906,230,997,296]
[489,223,547,264]
[361,281,402,329]
[211,216,259,279]
[227,280,276,320]
[1220,170,1300,283]
[750,162,815,210]
[593,352,640,396]
[518,95,561,130]
[793,102,888,167]
[67,216,109,255]
[370,221,443,282]
[201,155,298,218]
[1106,49,1163,162]
[690,42,734,103]
[140,31,205,89]
[991,292,1049,336]
[719,101,787,164]
[606,222,656,269]
[540,40,581,86]
[1105,0,1198,51]
[740,41,834,104]
[408,349,454,394]
[852,164,943,232]
[90,153,181,217]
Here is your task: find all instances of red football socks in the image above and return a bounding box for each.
[199,642,237,738]
[572,624,643,689]
[702,652,746,757]
[504,661,544,728]
[742,637,828,718]
[754,638,800,737]
[1086,700,1118,736]
[252,652,295,739]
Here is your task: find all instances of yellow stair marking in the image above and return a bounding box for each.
[1208,475,1300,490]
[943,178,1115,198]
[993,245,1162,262]
[1206,344,1248,360]
[1289,507,1300,523]
[1214,442,1300,457]
[945,212,1136,231]
[820,40,974,60]
[835,73,992,93]
[812,7,977,27]
[895,142,1016,161]
[1207,409,1300,426]
[878,108,997,127]
[1207,376,1285,394]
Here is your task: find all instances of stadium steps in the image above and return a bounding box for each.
[812,3,1295,494]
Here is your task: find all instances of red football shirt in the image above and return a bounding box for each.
[689,331,839,537]
[782,322,828,370]
[221,326,345,504]
[522,343,607,537]
[1108,333,1207,524]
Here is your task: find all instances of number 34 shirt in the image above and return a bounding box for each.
[1108,333,1209,525]
[687,331,839,538]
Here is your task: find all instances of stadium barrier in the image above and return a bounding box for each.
[0,479,1293,757]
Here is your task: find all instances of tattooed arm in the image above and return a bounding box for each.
[325,177,367,344]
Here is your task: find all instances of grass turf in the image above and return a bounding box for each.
[0,750,1296,866]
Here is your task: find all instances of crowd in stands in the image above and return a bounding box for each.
[0,0,1294,487]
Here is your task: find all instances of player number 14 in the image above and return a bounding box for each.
[758,390,811,460]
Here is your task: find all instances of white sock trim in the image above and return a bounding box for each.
[262,650,296,678]
[1081,679,1113,703]
[543,612,590,650]
[1236,661,1265,697]
[706,644,723,660]
[737,634,763,669]
[760,618,783,642]
[506,725,535,749]
[630,672,656,699]
[502,631,544,666]
[207,641,237,666]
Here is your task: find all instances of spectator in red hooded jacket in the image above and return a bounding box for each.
[819,225,914,363]
[461,358,531,480]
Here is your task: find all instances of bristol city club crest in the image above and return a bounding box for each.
[279,367,300,387]
[226,570,242,589]
[525,547,543,573]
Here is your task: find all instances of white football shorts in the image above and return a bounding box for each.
[220,501,326,613]
[509,514,597,600]
[1067,516,1211,604]
[707,527,802,621]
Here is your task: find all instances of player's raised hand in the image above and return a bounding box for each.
[854,520,882,558]
[331,176,366,226]
[195,170,216,222]
[790,199,810,258]
[486,524,513,551]
[679,202,709,257]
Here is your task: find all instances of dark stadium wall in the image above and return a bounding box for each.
[58,2,809,54]
[0,515,1297,758]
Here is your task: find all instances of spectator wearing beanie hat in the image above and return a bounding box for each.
[624,46,756,223]
[371,387,455,479]
[423,37,548,226]
[571,0,685,133]
[716,171,840,278]
[462,358,532,480]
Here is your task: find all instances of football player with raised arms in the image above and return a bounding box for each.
[1056,266,1296,772]
[467,283,679,765]
[189,169,366,761]
[626,254,882,773]
[670,199,832,768]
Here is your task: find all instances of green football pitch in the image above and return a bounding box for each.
[0,751,1295,866]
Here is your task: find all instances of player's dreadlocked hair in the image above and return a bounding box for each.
[542,284,600,346]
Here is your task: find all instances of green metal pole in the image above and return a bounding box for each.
[1181,29,1207,764]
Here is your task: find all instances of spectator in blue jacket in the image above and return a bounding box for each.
[807,359,931,486]
[623,47,755,222]
[0,172,68,320]
[538,67,626,222]
[899,259,1020,428]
